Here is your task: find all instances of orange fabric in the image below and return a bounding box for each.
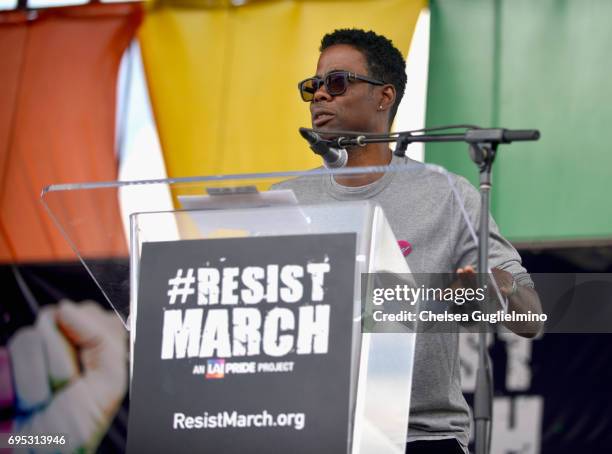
[0,3,143,263]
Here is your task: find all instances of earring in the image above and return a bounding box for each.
[378,105,383,110]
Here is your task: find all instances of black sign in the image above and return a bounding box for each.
[127,233,356,453]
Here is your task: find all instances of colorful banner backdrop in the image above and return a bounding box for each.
[0,3,142,263]
[139,0,426,177]
[425,0,612,245]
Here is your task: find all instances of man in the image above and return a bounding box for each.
[277,29,542,453]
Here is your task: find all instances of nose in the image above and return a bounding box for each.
[313,81,332,103]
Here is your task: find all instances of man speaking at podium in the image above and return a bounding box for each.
[278,29,543,453]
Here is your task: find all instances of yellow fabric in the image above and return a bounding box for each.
[140,0,426,177]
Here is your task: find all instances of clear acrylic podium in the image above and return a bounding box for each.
[40,163,474,454]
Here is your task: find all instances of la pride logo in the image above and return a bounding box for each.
[206,359,225,379]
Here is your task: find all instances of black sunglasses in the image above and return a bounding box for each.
[298,70,386,102]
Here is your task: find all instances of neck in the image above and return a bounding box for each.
[334,142,392,187]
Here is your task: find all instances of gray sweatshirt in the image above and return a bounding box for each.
[273,154,533,451]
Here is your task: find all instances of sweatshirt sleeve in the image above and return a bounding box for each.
[451,175,534,288]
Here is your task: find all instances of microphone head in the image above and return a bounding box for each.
[323,148,348,169]
[299,127,347,168]
[299,127,319,145]
[299,127,332,156]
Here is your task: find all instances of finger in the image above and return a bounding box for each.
[8,326,51,412]
[456,272,478,291]
[93,301,127,338]
[56,301,127,406]
[456,266,476,275]
[36,306,79,389]
[56,300,108,347]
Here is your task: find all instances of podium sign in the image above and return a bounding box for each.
[127,233,357,453]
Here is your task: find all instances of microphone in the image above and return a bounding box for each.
[299,128,348,168]
[465,128,540,144]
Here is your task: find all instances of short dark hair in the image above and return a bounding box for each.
[320,28,407,126]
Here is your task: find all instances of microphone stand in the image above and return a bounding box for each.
[308,126,540,454]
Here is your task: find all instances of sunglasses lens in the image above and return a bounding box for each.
[300,79,317,101]
[299,72,349,101]
[326,72,348,95]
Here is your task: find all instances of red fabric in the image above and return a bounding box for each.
[0,3,143,262]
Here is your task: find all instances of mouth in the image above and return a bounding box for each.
[312,112,335,128]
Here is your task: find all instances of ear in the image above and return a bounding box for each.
[378,84,396,112]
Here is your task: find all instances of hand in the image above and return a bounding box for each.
[7,300,127,452]
[456,265,515,299]
[455,266,543,337]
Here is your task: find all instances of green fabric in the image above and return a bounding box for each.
[426,0,612,244]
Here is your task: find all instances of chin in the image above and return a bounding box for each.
[314,123,340,136]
